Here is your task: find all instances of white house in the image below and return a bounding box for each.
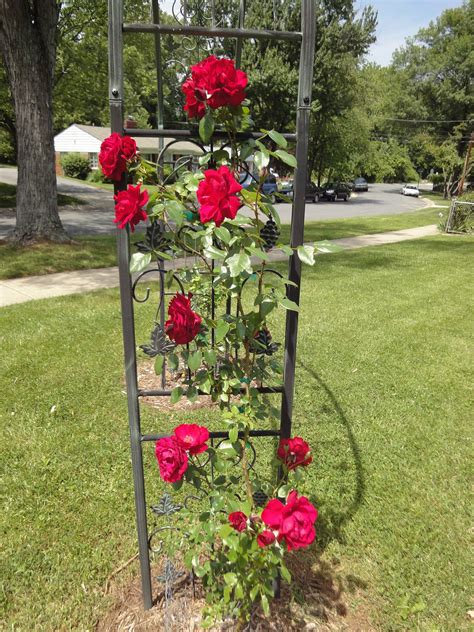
[54,123,202,174]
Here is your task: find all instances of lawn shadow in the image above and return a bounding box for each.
[297,362,366,552]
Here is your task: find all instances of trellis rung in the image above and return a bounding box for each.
[141,429,281,442]
[138,385,283,397]
[123,128,297,143]
[123,23,302,42]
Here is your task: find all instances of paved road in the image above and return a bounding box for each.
[0,167,429,237]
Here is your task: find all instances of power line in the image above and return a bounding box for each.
[383,117,473,124]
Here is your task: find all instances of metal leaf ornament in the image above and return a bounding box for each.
[151,492,183,516]
[136,222,170,254]
[251,327,280,355]
[140,323,175,357]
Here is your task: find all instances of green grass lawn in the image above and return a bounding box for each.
[420,191,451,207]
[1,235,472,629]
[0,182,84,210]
[0,206,443,280]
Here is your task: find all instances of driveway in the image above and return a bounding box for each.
[0,168,428,237]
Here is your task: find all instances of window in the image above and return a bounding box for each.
[89,152,98,169]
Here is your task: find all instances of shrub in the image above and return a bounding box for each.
[87,168,110,183]
[61,153,91,180]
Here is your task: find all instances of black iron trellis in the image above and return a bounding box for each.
[108,0,316,610]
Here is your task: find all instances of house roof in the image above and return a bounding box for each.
[69,124,202,155]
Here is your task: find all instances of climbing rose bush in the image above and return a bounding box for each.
[103,54,330,627]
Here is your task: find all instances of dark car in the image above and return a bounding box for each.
[320,182,350,201]
[353,177,368,192]
[240,172,278,202]
[279,180,321,202]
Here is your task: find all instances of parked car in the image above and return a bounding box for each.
[353,177,368,192]
[279,180,321,202]
[240,172,278,202]
[320,182,350,201]
[401,184,420,197]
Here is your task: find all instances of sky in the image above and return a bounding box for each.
[354,0,463,65]
[158,1,465,67]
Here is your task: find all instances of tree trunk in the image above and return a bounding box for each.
[0,0,69,243]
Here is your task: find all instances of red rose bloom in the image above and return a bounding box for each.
[121,135,137,161]
[257,530,276,548]
[165,293,202,345]
[113,183,149,232]
[155,436,189,483]
[197,165,242,227]
[181,79,207,120]
[174,424,209,455]
[181,55,247,119]
[99,132,125,181]
[261,491,318,551]
[99,133,138,181]
[229,511,248,532]
[277,437,312,471]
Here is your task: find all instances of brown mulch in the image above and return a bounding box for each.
[96,551,375,632]
[135,360,215,413]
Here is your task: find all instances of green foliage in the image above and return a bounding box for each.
[60,153,91,180]
[86,169,109,184]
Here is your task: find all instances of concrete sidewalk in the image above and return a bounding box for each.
[0,225,438,308]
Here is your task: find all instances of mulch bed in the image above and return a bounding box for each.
[96,550,372,631]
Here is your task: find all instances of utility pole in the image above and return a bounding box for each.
[456,132,474,196]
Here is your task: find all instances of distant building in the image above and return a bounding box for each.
[53,123,201,175]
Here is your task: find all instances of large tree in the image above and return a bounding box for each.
[0,0,69,243]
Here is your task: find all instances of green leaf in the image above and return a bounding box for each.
[280,564,291,583]
[204,349,217,366]
[314,239,344,253]
[297,244,315,265]
[170,387,183,404]
[260,298,276,317]
[274,149,297,168]
[229,426,238,443]
[213,149,230,164]
[267,129,288,148]
[129,252,151,274]
[279,244,293,256]
[261,594,270,617]
[254,150,270,171]
[198,152,212,166]
[279,297,300,312]
[187,386,198,402]
[188,351,202,372]
[227,251,252,277]
[250,585,260,601]
[247,245,271,261]
[204,244,226,259]
[214,226,231,243]
[168,353,179,371]
[215,320,230,343]
[240,141,255,161]
[154,355,164,375]
[199,111,215,143]
[224,572,237,587]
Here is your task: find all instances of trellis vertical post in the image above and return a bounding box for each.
[280,0,316,439]
[108,0,153,609]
